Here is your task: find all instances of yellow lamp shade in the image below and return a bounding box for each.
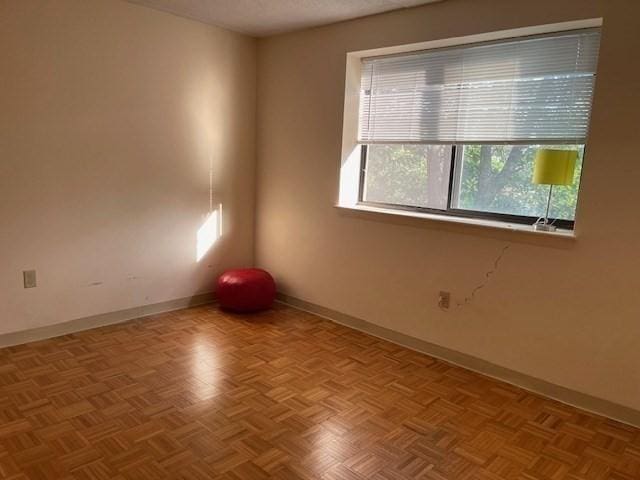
[532,149,577,186]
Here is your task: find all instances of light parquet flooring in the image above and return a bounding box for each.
[0,304,639,480]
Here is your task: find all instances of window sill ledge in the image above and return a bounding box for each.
[335,204,576,239]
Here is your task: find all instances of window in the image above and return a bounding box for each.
[355,28,600,230]
[361,144,452,210]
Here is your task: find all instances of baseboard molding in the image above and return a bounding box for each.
[277,293,640,429]
[0,292,216,349]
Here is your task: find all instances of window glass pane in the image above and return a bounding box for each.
[453,145,584,221]
[363,145,453,210]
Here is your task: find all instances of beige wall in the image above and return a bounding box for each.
[0,0,256,334]
[255,0,640,410]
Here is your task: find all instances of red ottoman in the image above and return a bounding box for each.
[216,268,276,312]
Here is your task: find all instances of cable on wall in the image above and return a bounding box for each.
[453,244,511,309]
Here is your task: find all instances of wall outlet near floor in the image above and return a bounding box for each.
[23,270,37,289]
[438,291,450,309]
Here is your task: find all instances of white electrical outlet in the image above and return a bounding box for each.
[438,291,450,309]
[23,270,37,289]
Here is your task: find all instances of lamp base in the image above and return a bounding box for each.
[533,222,557,232]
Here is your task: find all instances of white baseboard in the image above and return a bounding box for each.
[0,292,216,348]
[277,293,640,429]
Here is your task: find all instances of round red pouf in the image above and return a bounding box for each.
[216,268,276,313]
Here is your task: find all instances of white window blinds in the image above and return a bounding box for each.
[358,29,601,145]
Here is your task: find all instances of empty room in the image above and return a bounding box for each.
[2,0,640,478]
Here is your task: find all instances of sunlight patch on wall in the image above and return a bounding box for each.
[196,204,223,261]
[338,145,362,207]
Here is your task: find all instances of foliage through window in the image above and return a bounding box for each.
[363,145,452,210]
[362,144,584,227]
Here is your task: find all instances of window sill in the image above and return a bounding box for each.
[335,204,576,239]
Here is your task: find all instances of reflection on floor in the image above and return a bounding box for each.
[0,303,638,479]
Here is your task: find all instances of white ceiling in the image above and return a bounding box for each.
[126,0,443,37]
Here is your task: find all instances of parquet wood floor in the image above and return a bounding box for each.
[0,304,638,480]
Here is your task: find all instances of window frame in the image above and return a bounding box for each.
[357,144,578,230]
[338,19,603,234]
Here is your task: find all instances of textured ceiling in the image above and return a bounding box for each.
[125,0,443,37]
